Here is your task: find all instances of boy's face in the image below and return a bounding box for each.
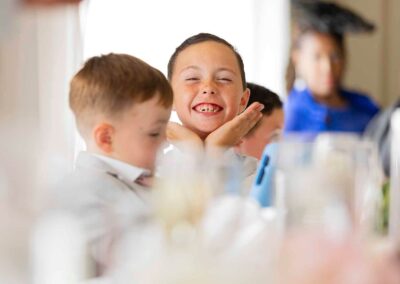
[238,108,284,160]
[170,41,249,139]
[111,95,171,171]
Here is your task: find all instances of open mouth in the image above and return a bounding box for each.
[193,103,223,113]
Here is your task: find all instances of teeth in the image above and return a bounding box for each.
[195,104,221,113]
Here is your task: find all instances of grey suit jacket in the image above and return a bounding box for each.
[54,152,151,270]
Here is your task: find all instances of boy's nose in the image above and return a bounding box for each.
[201,83,217,95]
[202,89,216,95]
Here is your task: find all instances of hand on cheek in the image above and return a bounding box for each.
[166,102,263,155]
[166,122,203,151]
[205,102,264,149]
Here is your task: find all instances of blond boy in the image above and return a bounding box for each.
[56,53,172,272]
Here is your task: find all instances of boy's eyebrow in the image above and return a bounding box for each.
[180,66,238,75]
[179,65,200,74]
[216,67,238,75]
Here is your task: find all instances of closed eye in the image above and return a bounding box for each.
[218,78,232,82]
[185,77,199,81]
[148,133,160,137]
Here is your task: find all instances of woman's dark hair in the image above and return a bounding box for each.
[167,33,247,90]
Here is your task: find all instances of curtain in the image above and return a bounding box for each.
[0,3,83,203]
[0,4,83,281]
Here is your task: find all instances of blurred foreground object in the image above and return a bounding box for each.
[252,133,384,238]
[31,212,90,284]
[107,144,279,283]
[389,110,400,241]
[104,141,400,283]
[24,0,82,5]
[276,231,400,284]
[365,99,400,177]
[0,0,83,282]
[0,106,41,283]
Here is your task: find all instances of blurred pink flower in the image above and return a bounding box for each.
[276,231,400,284]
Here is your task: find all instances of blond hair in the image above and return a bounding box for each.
[70,53,173,136]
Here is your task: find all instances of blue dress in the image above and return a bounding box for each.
[284,87,380,134]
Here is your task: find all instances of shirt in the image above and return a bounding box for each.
[93,153,151,186]
[284,87,380,134]
[163,145,258,195]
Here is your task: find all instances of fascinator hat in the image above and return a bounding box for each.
[291,0,375,36]
[286,0,376,92]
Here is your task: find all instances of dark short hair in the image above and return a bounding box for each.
[167,33,247,90]
[246,82,282,115]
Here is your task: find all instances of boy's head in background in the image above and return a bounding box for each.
[236,83,284,160]
[167,33,250,140]
[69,53,173,171]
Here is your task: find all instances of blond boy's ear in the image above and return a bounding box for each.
[93,123,114,153]
[239,87,250,113]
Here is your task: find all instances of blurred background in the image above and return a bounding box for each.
[1,0,399,165]
[1,0,399,174]
[0,0,399,282]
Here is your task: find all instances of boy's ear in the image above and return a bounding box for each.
[93,123,114,153]
[239,87,250,113]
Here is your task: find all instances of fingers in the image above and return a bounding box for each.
[166,122,183,141]
[167,122,194,141]
[166,122,203,149]
[240,102,264,126]
[170,103,265,151]
[245,102,265,113]
[205,103,264,149]
[230,102,264,136]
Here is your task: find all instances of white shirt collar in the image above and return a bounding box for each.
[92,153,150,183]
[226,148,259,177]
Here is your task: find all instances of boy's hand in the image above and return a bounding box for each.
[205,102,264,149]
[166,122,203,150]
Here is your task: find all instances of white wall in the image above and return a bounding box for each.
[336,0,400,106]
[252,0,290,98]
[83,0,290,97]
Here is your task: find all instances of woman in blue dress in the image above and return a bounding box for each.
[284,1,380,134]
